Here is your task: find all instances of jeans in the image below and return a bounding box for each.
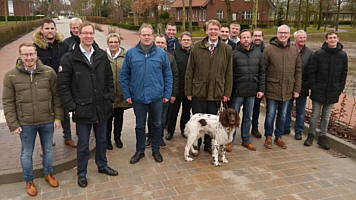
[309,101,334,136]
[252,97,262,130]
[191,98,219,148]
[62,108,72,139]
[285,96,307,134]
[20,122,54,182]
[230,96,255,143]
[106,108,124,143]
[148,102,168,138]
[264,99,289,138]
[133,100,162,153]
[167,96,192,134]
[76,121,108,177]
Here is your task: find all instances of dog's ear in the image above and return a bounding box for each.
[219,109,229,127]
[235,112,240,128]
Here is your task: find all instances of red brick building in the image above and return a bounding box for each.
[0,0,34,16]
[170,0,274,26]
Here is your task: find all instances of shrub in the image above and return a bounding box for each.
[0,19,42,47]
[0,16,44,21]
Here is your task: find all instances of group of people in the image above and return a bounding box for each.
[2,17,348,196]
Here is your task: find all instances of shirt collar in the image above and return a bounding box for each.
[24,64,36,73]
[80,44,94,62]
[106,48,121,59]
[208,39,218,47]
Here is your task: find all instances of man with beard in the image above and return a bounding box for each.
[32,18,76,147]
[220,24,236,49]
[304,31,348,150]
[185,19,233,153]
[251,28,265,138]
[63,18,82,50]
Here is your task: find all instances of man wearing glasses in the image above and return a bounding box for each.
[2,43,63,196]
[263,25,302,149]
[57,22,118,188]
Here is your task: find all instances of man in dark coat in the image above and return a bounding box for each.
[304,31,348,150]
[251,29,265,138]
[57,22,118,188]
[166,32,193,140]
[220,24,236,49]
[164,22,181,53]
[228,30,265,152]
[284,30,313,140]
[63,17,82,50]
[32,18,76,147]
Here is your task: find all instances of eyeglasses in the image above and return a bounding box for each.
[21,53,36,58]
[108,41,119,44]
[81,32,94,36]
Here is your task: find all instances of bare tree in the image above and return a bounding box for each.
[304,0,310,31]
[336,0,341,31]
[317,0,323,30]
[188,0,192,32]
[285,0,290,23]
[4,0,8,24]
[182,0,186,32]
[224,0,232,24]
[252,0,258,28]
[297,0,302,29]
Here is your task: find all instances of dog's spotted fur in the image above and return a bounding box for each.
[184,108,240,166]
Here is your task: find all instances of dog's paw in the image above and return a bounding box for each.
[213,161,221,167]
[191,149,199,157]
[222,158,229,163]
[185,157,194,162]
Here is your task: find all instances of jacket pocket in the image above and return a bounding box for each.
[73,98,93,120]
[192,81,207,99]
[266,78,280,94]
[214,80,224,99]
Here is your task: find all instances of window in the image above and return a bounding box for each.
[232,13,237,21]
[217,10,224,19]
[242,11,253,20]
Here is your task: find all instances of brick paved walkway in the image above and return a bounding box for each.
[0,19,356,200]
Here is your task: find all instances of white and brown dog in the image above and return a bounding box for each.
[184,108,240,166]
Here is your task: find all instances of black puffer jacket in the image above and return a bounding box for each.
[298,45,313,97]
[57,43,114,124]
[309,42,348,104]
[231,44,265,98]
[167,52,179,98]
[63,31,80,51]
[173,46,191,97]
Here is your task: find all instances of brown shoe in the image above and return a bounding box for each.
[45,174,59,187]
[241,142,256,151]
[65,139,77,148]
[264,136,272,149]
[274,137,287,149]
[26,181,37,196]
[251,129,262,138]
[226,144,232,152]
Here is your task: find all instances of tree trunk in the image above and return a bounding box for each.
[335,0,341,31]
[182,0,186,32]
[252,0,258,29]
[224,0,232,24]
[4,0,8,24]
[317,0,323,30]
[304,0,309,31]
[285,0,290,23]
[188,0,192,33]
[297,0,302,29]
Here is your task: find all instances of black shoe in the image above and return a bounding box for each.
[98,166,118,176]
[106,142,113,150]
[317,135,330,150]
[165,132,174,140]
[130,152,145,164]
[77,176,87,188]
[251,129,262,138]
[204,146,212,154]
[304,134,314,146]
[152,151,163,163]
[295,132,302,140]
[145,137,151,147]
[160,139,166,147]
[115,139,123,148]
[284,130,291,135]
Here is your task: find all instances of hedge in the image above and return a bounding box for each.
[0,20,42,47]
[0,16,44,21]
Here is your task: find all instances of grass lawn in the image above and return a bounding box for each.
[0,21,19,26]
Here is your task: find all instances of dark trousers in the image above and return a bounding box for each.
[76,121,108,177]
[106,108,124,143]
[167,96,192,135]
[133,101,162,153]
[62,108,73,139]
[192,98,219,148]
[252,97,262,131]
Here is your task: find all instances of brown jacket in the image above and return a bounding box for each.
[263,37,302,101]
[107,48,131,108]
[185,37,233,101]
[2,59,63,132]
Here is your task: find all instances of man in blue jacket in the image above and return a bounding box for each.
[120,23,173,164]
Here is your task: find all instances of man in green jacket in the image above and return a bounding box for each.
[185,19,233,152]
[2,43,64,196]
